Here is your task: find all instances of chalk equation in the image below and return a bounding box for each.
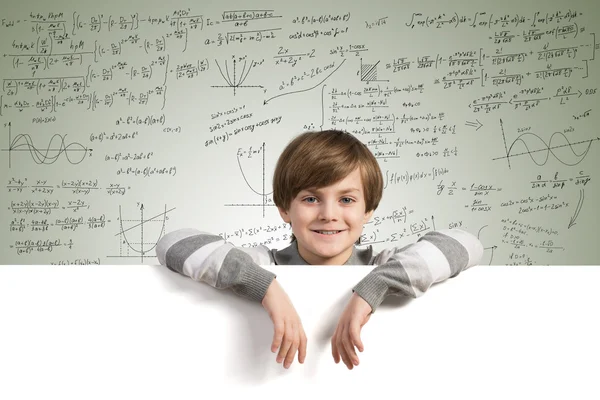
[0,1,598,265]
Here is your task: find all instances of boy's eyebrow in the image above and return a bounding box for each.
[301,187,362,194]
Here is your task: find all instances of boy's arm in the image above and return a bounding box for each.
[352,228,484,313]
[156,228,276,302]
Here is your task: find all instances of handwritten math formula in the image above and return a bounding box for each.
[0,0,598,265]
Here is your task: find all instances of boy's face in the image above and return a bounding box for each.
[277,167,374,265]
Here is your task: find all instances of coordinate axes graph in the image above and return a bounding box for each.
[224,142,275,217]
[2,122,92,168]
[493,119,600,168]
[108,203,176,263]
[211,57,264,95]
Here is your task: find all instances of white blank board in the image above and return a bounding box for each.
[1,264,599,399]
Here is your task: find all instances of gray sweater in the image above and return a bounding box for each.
[156,228,484,312]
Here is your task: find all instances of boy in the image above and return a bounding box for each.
[156,130,484,371]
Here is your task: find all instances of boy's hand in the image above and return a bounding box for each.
[331,292,372,370]
[261,279,307,369]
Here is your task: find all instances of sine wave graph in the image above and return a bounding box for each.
[494,119,599,168]
[3,122,91,168]
[109,203,176,263]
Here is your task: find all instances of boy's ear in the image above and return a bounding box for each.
[363,209,374,223]
[277,207,291,223]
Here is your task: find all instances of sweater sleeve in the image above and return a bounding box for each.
[352,228,484,313]
[155,228,277,303]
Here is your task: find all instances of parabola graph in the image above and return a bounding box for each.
[109,204,176,263]
[211,57,264,95]
[224,142,274,217]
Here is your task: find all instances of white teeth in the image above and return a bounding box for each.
[316,230,340,235]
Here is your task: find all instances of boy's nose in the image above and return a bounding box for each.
[318,202,338,221]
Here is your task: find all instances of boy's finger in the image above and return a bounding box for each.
[338,329,353,369]
[343,341,358,367]
[338,343,352,369]
[277,326,294,363]
[341,328,359,366]
[271,321,285,352]
[298,331,307,364]
[284,338,300,368]
[350,323,364,352]
[331,334,340,363]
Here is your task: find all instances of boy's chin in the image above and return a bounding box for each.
[305,243,354,261]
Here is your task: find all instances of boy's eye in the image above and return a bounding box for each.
[303,196,318,203]
[341,197,354,204]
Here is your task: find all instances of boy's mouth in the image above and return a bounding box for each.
[312,230,343,235]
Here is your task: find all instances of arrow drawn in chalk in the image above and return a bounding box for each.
[465,119,484,131]
[568,188,584,229]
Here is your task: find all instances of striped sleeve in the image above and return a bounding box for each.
[155,228,277,302]
[352,228,484,313]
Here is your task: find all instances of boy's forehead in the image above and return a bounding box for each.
[296,167,365,194]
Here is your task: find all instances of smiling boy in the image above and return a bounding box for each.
[156,130,484,370]
[277,167,371,266]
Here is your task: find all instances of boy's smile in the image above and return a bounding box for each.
[277,168,373,265]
